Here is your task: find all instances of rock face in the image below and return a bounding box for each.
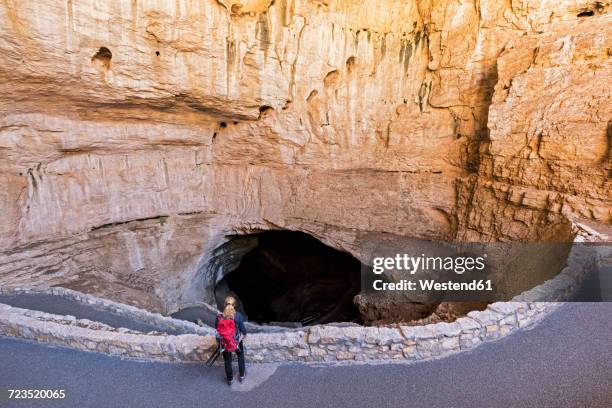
[459,11,611,241]
[0,0,610,313]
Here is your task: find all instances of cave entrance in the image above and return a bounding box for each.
[214,231,363,326]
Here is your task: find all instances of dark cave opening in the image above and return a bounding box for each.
[215,231,363,326]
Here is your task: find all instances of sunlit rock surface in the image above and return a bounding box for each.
[0,0,609,312]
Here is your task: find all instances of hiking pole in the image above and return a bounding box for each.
[205,345,221,367]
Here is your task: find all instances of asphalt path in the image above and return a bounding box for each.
[1,302,611,408]
[170,306,218,328]
[0,294,183,334]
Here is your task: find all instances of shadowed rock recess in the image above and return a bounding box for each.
[216,231,362,326]
[0,1,610,327]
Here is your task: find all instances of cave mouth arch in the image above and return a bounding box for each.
[214,230,363,326]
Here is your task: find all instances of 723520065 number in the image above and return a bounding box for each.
[7,389,66,399]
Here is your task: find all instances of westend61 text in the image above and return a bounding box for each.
[372,279,494,292]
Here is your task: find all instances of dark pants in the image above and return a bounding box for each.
[222,341,245,381]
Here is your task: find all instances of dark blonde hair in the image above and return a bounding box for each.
[223,304,236,320]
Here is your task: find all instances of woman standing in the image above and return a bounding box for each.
[215,296,247,385]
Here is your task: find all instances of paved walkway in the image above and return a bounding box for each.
[0,294,184,334]
[1,302,611,408]
[170,305,218,327]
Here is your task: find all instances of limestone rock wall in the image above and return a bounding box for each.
[0,0,610,311]
[458,11,611,241]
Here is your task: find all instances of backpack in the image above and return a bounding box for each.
[216,314,237,352]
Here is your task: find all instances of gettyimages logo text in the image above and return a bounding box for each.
[371,253,488,275]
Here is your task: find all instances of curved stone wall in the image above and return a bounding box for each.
[0,286,214,336]
[0,239,601,364]
[0,295,558,364]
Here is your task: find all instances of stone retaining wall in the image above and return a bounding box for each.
[0,303,216,361]
[0,299,557,364]
[248,302,558,363]
[0,240,601,364]
[1,303,146,334]
[0,286,214,335]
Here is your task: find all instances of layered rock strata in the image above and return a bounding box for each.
[0,0,609,313]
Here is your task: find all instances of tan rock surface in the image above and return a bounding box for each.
[0,0,609,312]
